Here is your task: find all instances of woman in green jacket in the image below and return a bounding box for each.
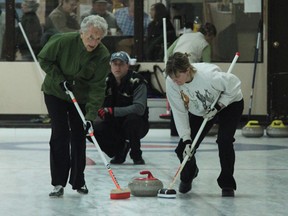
[38,15,110,197]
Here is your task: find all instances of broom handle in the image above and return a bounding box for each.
[15,11,45,80]
[168,52,240,189]
[67,90,121,190]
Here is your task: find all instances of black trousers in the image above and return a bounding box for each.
[44,93,86,190]
[93,114,149,160]
[175,99,244,190]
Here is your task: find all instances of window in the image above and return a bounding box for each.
[1,0,262,63]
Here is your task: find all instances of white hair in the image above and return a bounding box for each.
[80,15,108,36]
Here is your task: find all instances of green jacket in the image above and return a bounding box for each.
[38,32,110,121]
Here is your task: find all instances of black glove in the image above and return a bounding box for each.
[182,139,193,159]
[84,120,93,135]
[59,80,74,93]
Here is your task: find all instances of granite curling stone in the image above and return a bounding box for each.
[266,120,288,137]
[128,170,163,197]
[242,120,264,137]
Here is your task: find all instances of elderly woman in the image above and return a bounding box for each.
[16,0,42,60]
[38,15,110,197]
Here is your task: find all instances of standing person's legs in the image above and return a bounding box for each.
[175,113,215,193]
[68,103,87,192]
[216,100,244,195]
[44,94,70,196]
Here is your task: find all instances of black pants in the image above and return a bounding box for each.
[175,99,244,190]
[93,114,149,160]
[44,93,86,190]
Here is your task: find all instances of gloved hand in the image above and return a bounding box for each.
[203,107,218,120]
[183,140,193,159]
[59,80,74,93]
[98,107,113,120]
[84,120,93,135]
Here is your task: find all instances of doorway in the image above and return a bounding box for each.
[267,0,288,120]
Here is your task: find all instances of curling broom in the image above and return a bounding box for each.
[158,52,240,199]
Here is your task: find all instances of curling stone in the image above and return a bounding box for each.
[206,124,219,136]
[266,120,288,137]
[242,120,264,137]
[128,170,163,197]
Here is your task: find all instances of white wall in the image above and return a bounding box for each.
[0,44,267,116]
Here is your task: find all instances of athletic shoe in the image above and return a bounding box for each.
[133,157,145,165]
[222,188,235,197]
[77,184,89,194]
[49,185,64,197]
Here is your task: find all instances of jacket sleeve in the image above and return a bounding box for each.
[38,35,65,84]
[85,55,110,121]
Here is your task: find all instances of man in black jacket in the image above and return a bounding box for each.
[94,51,149,165]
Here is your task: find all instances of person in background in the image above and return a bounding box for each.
[93,51,149,165]
[0,5,5,59]
[42,0,80,46]
[81,0,120,34]
[16,0,42,60]
[114,0,150,55]
[114,0,149,36]
[165,52,243,197]
[167,22,217,63]
[145,2,176,61]
[38,15,110,197]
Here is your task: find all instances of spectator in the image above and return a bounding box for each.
[81,0,120,34]
[42,0,80,46]
[16,0,42,60]
[114,0,150,55]
[145,2,176,61]
[93,51,149,165]
[0,5,5,59]
[114,0,149,36]
[38,15,110,197]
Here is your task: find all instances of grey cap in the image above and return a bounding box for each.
[92,0,108,3]
[110,51,130,64]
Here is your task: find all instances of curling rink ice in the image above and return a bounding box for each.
[0,128,288,216]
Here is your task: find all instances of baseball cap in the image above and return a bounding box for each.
[93,0,108,3]
[110,51,130,64]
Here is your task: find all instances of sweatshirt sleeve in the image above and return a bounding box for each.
[166,77,191,141]
[211,72,243,107]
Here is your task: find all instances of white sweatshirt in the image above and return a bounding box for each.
[166,63,243,141]
[173,32,208,63]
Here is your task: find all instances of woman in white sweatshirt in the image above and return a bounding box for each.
[165,52,244,197]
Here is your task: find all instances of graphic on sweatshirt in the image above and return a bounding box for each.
[196,89,215,110]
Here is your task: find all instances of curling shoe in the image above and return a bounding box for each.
[179,167,199,194]
[77,184,89,194]
[49,185,64,197]
[222,188,235,197]
[110,141,130,164]
[133,157,145,165]
[179,181,192,194]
